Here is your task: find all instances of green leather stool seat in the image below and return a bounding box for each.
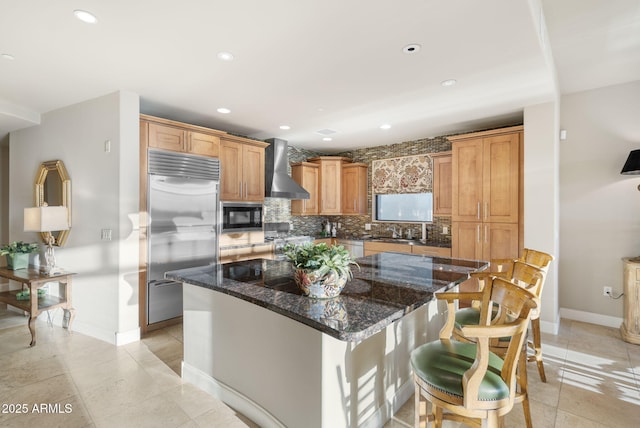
[411,340,508,401]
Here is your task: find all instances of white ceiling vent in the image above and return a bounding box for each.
[316,128,337,136]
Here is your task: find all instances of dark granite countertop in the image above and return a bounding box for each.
[166,253,486,342]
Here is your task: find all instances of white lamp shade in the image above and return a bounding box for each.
[24,206,69,232]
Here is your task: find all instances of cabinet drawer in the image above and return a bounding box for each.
[363,241,411,255]
[411,246,452,257]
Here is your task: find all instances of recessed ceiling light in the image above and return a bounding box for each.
[217,51,234,61]
[73,10,98,24]
[403,44,421,54]
[217,107,231,114]
[322,137,332,142]
[1,53,15,60]
[279,125,290,130]
[441,79,457,87]
[380,124,392,130]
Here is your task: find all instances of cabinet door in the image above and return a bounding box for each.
[318,159,342,215]
[220,140,243,200]
[433,153,452,216]
[242,145,265,202]
[482,222,519,260]
[341,164,367,215]
[291,164,319,215]
[483,133,520,223]
[188,132,220,157]
[452,140,483,222]
[451,222,483,260]
[148,123,186,152]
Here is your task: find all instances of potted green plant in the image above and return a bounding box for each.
[0,241,39,270]
[283,242,358,298]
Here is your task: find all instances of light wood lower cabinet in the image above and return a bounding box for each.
[411,245,452,258]
[451,222,519,261]
[220,244,274,264]
[363,241,451,257]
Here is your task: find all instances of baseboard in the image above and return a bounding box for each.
[182,361,287,428]
[559,307,623,329]
[539,318,560,335]
[115,327,140,346]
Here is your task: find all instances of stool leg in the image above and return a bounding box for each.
[415,383,427,428]
[519,346,533,428]
[529,317,547,383]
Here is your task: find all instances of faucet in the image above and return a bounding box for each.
[421,223,428,241]
[407,228,414,240]
[388,226,399,238]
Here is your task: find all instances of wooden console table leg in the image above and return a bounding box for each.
[28,314,37,346]
[63,307,76,330]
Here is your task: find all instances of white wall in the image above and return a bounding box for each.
[559,80,640,326]
[524,101,560,333]
[9,91,140,345]
[0,135,8,265]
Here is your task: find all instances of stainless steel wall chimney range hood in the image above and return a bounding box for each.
[265,138,310,199]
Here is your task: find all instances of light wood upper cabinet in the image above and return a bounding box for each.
[432,152,452,216]
[452,139,484,222]
[147,123,220,157]
[189,131,220,157]
[309,156,352,215]
[482,134,520,223]
[451,130,520,223]
[148,123,187,152]
[341,163,368,215]
[220,139,266,202]
[291,162,319,215]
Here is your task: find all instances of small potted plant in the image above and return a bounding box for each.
[0,241,39,270]
[283,242,358,299]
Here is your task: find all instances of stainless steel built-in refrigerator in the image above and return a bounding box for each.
[146,149,220,324]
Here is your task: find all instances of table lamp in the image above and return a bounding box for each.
[24,205,69,276]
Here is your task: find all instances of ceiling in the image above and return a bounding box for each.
[1,0,638,152]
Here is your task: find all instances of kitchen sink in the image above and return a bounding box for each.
[369,237,423,245]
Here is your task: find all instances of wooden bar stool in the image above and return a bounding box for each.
[411,277,538,428]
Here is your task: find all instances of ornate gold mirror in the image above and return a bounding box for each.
[35,160,71,246]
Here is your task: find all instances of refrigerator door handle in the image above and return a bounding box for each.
[148,279,179,287]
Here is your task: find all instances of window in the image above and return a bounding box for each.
[374,192,433,223]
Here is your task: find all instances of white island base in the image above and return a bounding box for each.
[181,283,445,428]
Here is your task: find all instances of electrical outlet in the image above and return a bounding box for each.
[364,223,372,231]
[603,286,612,297]
[101,229,112,241]
[442,226,449,234]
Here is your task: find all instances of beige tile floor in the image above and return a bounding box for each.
[0,309,253,428]
[1,306,639,427]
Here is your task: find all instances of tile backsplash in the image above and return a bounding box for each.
[263,134,453,243]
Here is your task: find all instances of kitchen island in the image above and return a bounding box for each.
[166,253,486,428]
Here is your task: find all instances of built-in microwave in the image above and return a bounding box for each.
[221,202,263,233]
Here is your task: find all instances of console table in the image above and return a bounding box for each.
[0,267,75,346]
[622,258,640,344]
